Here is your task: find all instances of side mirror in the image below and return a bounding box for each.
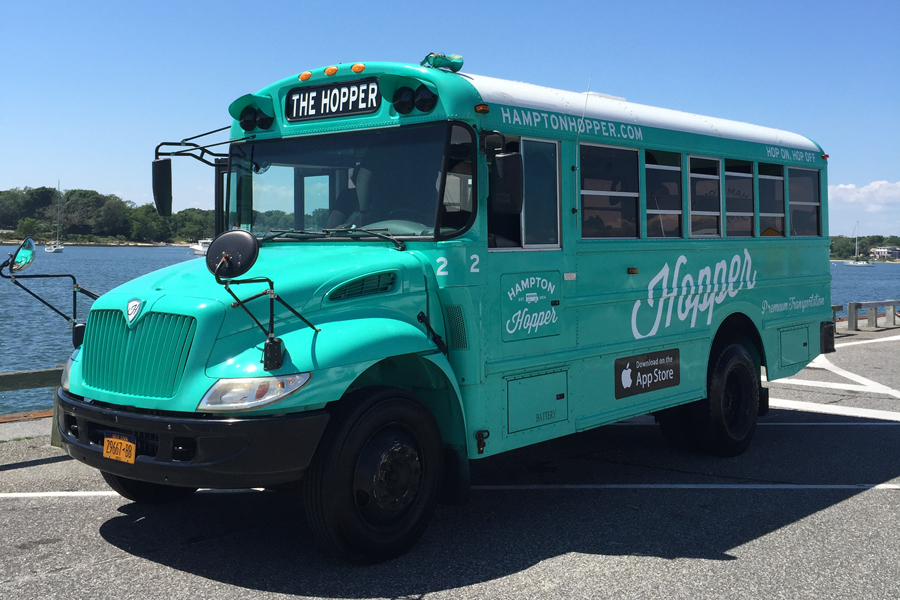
[10,238,36,273]
[72,323,86,348]
[489,153,523,215]
[206,230,259,279]
[152,158,173,217]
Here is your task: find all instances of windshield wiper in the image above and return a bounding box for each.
[260,229,330,242]
[323,227,406,251]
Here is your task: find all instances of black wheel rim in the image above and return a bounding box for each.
[722,365,753,437]
[353,425,423,527]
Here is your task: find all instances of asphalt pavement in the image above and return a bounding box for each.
[2,320,900,599]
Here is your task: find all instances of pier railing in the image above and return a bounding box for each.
[0,367,63,394]
[0,367,62,444]
[844,300,900,331]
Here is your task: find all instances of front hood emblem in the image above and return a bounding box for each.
[127,299,143,323]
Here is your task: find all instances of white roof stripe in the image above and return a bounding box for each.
[463,73,820,152]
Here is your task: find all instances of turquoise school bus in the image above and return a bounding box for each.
[3,53,833,561]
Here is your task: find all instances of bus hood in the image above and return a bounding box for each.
[73,243,433,410]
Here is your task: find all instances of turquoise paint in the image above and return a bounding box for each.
[66,59,830,463]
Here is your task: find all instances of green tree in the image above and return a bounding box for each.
[97,196,131,237]
[24,187,57,219]
[169,207,214,241]
[830,236,854,259]
[0,188,26,230]
[63,189,106,235]
[305,208,329,230]
[14,217,46,239]
[130,203,170,242]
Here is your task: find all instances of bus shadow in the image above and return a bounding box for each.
[98,410,900,597]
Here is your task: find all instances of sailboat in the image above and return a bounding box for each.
[44,182,64,253]
[844,222,872,267]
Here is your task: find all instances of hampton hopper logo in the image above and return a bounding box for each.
[501,272,561,341]
[614,349,680,399]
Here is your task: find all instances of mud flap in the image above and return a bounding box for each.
[758,386,769,417]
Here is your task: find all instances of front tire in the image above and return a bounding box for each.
[101,472,197,504]
[303,388,443,563]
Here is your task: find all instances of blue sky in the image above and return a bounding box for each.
[1,0,897,237]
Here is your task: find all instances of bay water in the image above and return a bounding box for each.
[1,246,898,414]
[0,245,195,413]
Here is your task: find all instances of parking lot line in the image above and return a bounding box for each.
[472,483,900,491]
[769,398,900,421]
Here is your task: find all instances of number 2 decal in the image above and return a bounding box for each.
[435,257,449,276]
[470,254,480,273]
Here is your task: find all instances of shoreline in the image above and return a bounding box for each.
[1,240,191,248]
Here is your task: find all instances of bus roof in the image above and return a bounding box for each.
[462,73,821,153]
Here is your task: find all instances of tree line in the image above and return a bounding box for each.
[0,187,213,243]
[830,235,900,260]
[3,186,899,254]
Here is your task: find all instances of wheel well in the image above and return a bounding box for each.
[329,354,470,504]
[711,313,766,377]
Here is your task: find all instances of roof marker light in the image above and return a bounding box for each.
[822,154,829,159]
[475,104,490,114]
[351,63,366,73]
[325,66,338,76]
[299,71,312,81]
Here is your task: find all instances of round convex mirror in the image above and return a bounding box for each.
[10,238,36,273]
[205,230,259,279]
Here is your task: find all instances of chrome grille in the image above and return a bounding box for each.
[82,310,196,398]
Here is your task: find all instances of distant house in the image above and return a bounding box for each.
[870,246,900,259]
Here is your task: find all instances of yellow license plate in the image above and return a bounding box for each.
[103,433,136,464]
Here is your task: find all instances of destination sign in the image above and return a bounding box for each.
[284,77,381,122]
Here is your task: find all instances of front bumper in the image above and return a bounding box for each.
[57,389,330,488]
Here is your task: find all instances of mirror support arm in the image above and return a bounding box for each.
[10,276,76,323]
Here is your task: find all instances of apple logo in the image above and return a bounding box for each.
[621,363,633,388]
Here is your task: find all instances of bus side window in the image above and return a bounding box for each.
[580,144,639,238]
[487,138,560,249]
[759,163,785,236]
[487,140,523,248]
[788,168,820,236]
[521,139,559,247]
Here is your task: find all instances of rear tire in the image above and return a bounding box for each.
[697,343,759,456]
[101,472,197,504]
[303,388,443,563]
[656,343,759,457]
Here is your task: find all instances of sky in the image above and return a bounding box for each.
[0,0,897,237]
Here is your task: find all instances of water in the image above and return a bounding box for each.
[830,261,900,317]
[0,245,196,414]
[1,248,899,414]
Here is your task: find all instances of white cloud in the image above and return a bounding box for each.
[829,181,900,207]
[828,181,900,236]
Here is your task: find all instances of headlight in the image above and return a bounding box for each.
[60,350,78,391]
[198,373,311,412]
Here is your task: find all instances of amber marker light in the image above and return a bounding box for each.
[627,268,639,274]
[475,104,490,114]
[299,71,312,81]
[325,66,338,76]
[351,63,366,73]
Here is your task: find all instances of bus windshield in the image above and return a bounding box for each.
[227,122,475,239]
